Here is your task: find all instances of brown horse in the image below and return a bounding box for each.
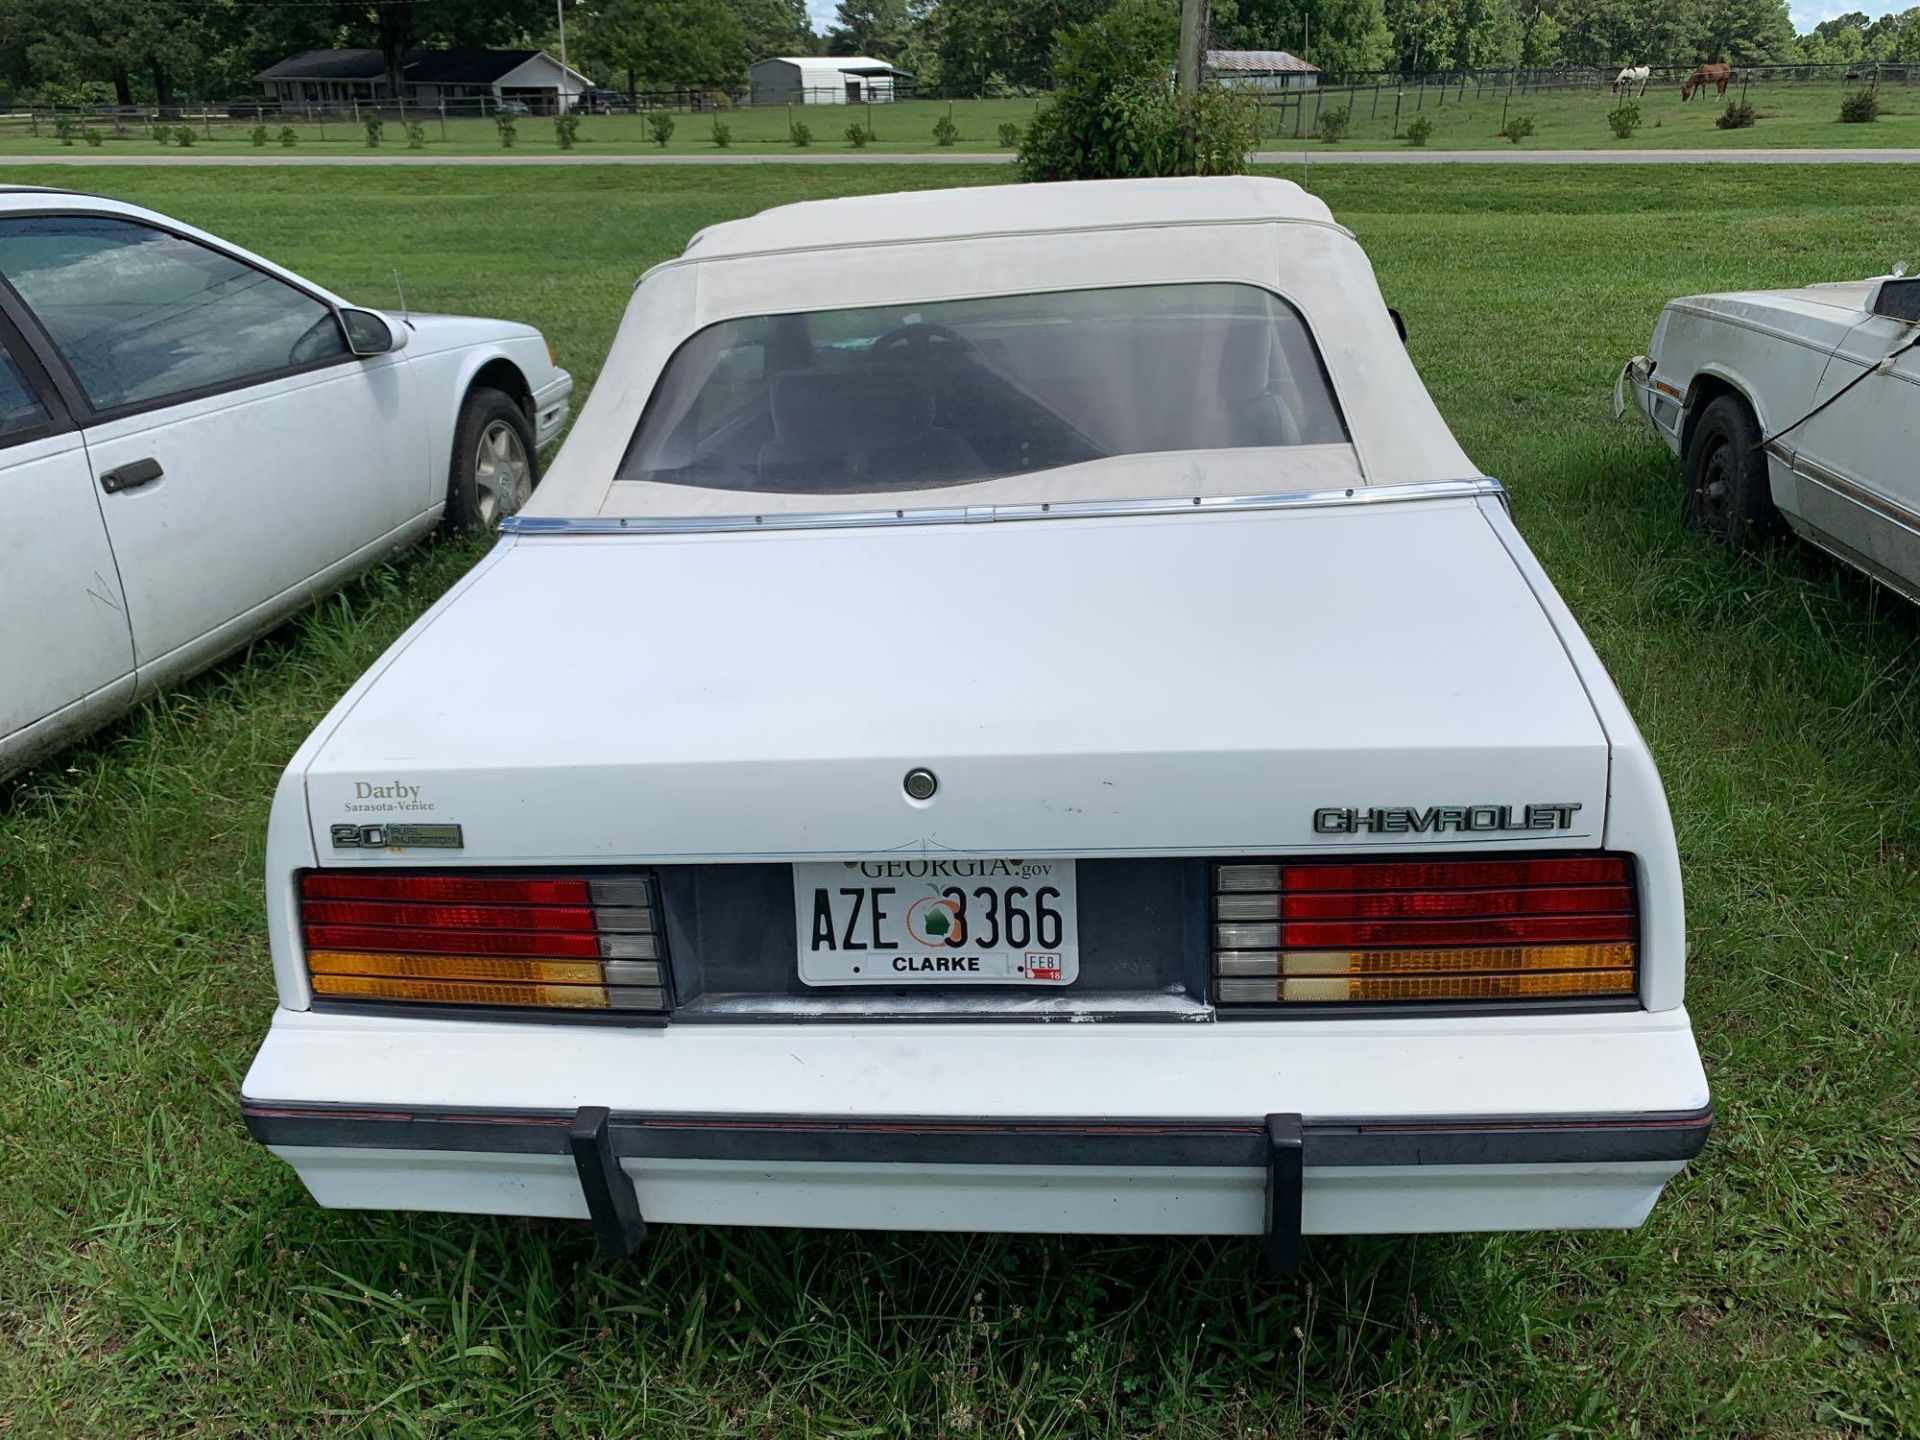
[1681,63,1734,100]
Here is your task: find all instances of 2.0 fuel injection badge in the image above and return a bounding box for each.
[330,822,465,850]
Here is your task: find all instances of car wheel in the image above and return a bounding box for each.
[1682,393,1778,550]
[445,386,538,534]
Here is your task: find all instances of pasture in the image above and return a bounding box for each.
[1,80,1916,158]
[0,163,1916,1437]
[1252,75,1920,149]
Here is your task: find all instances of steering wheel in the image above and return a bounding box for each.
[864,320,978,364]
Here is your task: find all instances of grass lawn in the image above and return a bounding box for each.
[1,163,1917,1437]
[0,97,1047,158]
[4,82,1917,160]
[1269,76,1920,149]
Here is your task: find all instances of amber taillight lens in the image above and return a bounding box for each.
[299,871,666,1013]
[1212,855,1636,1005]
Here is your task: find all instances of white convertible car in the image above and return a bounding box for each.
[0,186,572,781]
[1620,270,1920,595]
[243,178,1709,1268]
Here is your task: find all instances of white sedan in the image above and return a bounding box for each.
[0,186,572,781]
[1620,270,1920,594]
[242,178,1708,1268]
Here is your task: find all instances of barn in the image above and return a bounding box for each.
[1205,50,1321,91]
[747,57,912,105]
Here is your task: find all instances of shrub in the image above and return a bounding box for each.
[932,114,959,146]
[648,112,674,146]
[278,126,297,147]
[1314,105,1350,143]
[176,125,197,147]
[997,120,1020,148]
[405,120,426,148]
[845,121,869,147]
[710,120,732,147]
[250,123,269,146]
[151,123,171,144]
[1606,101,1641,138]
[554,112,580,149]
[364,114,383,147]
[1499,113,1534,143]
[495,112,517,147]
[1404,113,1433,146]
[707,89,733,110]
[54,116,77,145]
[1840,87,1879,122]
[1016,0,1257,181]
[83,126,103,148]
[1716,99,1756,129]
[790,119,813,146]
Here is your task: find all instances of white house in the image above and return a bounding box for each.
[1205,50,1321,90]
[748,56,911,105]
[257,48,592,112]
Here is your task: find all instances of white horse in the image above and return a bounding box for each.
[1612,65,1651,96]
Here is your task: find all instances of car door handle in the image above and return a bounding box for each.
[100,457,164,494]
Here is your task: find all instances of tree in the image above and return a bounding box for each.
[1017,0,1259,179]
[920,0,1115,91]
[0,0,209,103]
[732,0,816,58]
[1212,0,1392,75]
[1695,0,1791,62]
[326,1,552,100]
[576,0,749,91]
[827,0,914,57]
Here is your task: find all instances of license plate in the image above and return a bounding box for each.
[795,859,1079,986]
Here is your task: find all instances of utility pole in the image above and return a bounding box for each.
[556,0,569,101]
[1177,0,1209,92]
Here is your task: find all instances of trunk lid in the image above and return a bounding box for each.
[303,497,1608,863]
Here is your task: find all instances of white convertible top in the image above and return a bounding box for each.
[526,177,1475,520]
[681,176,1343,260]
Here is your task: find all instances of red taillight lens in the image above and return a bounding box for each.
[299,871,666,1013]
[1212,855,1637,1006]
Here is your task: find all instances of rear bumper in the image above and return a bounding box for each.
[243,1006,1709,1241]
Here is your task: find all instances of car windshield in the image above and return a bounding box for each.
[617,283,1348,495]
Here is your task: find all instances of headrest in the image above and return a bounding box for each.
[768,369,936,457]
[1215,319,1275,402]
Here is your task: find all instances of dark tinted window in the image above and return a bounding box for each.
[0,345,49,441]
[0,215,346,411]
[619,283,1348,494]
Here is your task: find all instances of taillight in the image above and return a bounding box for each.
[299,871,666,1014]
[1211,855,1636,1006]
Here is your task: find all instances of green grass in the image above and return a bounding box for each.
[0,97,1046,158]
[1,163,1917,1437]
[8,83,1918,159]
[1276,77,1920,150]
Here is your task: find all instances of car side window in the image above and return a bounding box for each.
[0,343,51,443]
[0,214,348,413]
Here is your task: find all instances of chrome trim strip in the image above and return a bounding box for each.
[1768,443,1920,532]
[504,478,1506,537]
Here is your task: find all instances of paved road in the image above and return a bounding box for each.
[2,147,1918,167]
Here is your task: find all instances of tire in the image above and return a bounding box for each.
[1682,393,1779,551]
[444,386,539,534]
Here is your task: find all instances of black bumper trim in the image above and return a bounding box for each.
[569,1106,646,1258]
[241,1101,1713,1170]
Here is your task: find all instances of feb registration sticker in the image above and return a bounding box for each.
[795,859,1079,986]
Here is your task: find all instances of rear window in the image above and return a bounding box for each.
[618,283,1348,495]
